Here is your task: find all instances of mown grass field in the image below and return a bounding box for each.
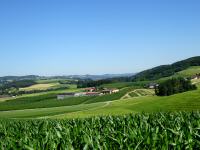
[36,79,76,84]
[0,112,199,149]
[20,83,60,91]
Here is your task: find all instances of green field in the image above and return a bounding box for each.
[0,112,199,149]
[20,83,60,91]
[101,81,149,89]
[0,87,135,112]
[53,88,200,119]
[0,87,199,119]
[18,78,78,92]
[176,66,200,77]
[36,79,76,84]
[0,67,200,149]
[158,66,200,82]
[0,66,200,119]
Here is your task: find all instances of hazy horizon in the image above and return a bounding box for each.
[0,0,200,76]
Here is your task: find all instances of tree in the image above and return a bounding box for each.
[155,77,197,96]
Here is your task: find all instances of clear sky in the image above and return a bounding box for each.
[0,0,200,76]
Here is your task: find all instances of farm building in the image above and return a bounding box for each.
[74,92,87,97]
[57,88,120,100]
[191,73,200,80]
[146,83,159,89]
[85,87,96,92]
[102,88,120,94]
[57,93,75,100]
[57,92,88,100]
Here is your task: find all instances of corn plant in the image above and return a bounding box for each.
[0,112,200,149]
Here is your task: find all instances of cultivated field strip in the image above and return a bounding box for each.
[0,112,199,149]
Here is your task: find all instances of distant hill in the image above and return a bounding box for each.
[0,73,135,82]
[132,56,200,81]
[66,73,135,81]
[0,75,40,82]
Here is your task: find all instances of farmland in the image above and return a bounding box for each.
[0,63,200,149]
[0,112,199,149]
[19,79,77,92]
[0,65,200,119]
[0,87,200,119]
[20,83,60,91]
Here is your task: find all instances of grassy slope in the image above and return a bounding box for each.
[53,88,200,119]
[19,78,77,91]
[36,79,76,84]
[0,102,105,118]
[20,83,60,91]
[0,67,199,119]
[0,87,135,111]
[101,81,149,89]
[176,66,200,77]
[158,66,200,82]
[1,88,199,119]
[101,66,200,88]
[0,88,82,102]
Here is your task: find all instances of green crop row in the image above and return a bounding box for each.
[0,112,199,149]
[0,87,134,111]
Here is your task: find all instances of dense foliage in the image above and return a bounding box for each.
[132,56,200,81]
[155,77,197,96]
[77,79,113,88]
[77,77,131,88]
[0,112,199,149]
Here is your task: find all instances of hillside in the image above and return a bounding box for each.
[157,66,200,81]
[132,56,200,81]
[0,75,40,81]
[0,86,199,119]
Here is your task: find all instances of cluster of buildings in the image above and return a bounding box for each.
[145,83,159,89]
[57,87,119,100]
[191,73,200,80]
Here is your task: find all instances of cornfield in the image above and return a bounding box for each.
[0,112,200,149]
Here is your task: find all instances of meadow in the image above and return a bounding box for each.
[158,66,200,82]
[20,83,60,91]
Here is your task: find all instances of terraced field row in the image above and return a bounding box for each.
[121,89,154,99]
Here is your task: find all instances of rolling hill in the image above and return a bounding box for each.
[132,56,200,81]
[0,86,199,119]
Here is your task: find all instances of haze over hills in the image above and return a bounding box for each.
[0,73,135,82]
[1,56,200,82]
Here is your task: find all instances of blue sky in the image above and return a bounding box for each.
[0,0,200,76]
